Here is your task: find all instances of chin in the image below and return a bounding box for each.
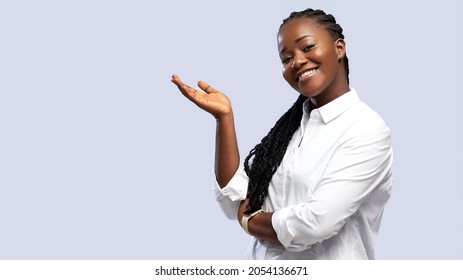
[297,80,327,98]
[298,88,322,99]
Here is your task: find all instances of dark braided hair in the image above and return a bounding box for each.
[243,8,349,213]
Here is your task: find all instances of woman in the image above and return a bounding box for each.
[171,8,392,260]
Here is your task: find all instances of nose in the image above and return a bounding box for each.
[291,52,308,70]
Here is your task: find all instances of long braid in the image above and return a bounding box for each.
[244,94,307,211]
[243,8,350,212]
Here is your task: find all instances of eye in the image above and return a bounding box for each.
[281,56,292,65]
[303,44,315,52]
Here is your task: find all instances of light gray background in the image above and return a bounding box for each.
[1,0,462,259]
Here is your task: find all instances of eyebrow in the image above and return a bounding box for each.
[279,34,313,55]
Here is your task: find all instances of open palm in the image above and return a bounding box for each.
[171,74,232,119]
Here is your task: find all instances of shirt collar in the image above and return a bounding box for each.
[305,89,360,124]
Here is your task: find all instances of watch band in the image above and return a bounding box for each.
[240,209,263,235]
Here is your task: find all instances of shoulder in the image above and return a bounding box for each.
[339,101,391,146]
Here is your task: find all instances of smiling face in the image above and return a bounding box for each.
[278,17,349,107]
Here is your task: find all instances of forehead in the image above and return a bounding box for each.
[277,17,330,47]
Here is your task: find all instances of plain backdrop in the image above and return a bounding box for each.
[1,0,462,259]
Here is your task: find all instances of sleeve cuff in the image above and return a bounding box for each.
[272,206,297,249]
[271,204,313,252]
[212,166,249,220]
[212,166,248,202]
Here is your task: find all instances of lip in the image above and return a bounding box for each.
[296,67,318,83]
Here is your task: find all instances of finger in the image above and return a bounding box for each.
[179,84,200,100]
[198,80,217,94]
[171,74,191,92]
[171,74,193,91]
[171,74,203,100]
[171,74,185,87]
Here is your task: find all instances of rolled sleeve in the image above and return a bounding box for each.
[272,124,392,251]
[212,165,249,220]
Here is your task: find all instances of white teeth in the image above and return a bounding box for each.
[299,69,316,79]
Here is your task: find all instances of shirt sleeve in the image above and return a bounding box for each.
[212,165,249,220]
[272,123,393,252]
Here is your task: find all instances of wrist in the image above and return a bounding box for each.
[216,109,233,122]
[240,208,264,235]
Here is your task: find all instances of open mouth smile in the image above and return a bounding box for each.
[296,68,318,83]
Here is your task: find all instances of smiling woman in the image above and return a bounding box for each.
[171,8,393,260]
[278,16,349,107]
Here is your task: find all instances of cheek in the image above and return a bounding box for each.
[320,49,339,70]
[282,70,300,92]
[282,67,293,85]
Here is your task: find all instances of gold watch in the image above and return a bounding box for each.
[240,209,263,235]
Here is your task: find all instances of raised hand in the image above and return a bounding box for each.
[171,74,232,119]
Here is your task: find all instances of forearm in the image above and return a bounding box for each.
[247,212,281,244]
[237,200,281,244]
[215,110,240,188]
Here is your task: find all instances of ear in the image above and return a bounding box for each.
[335,38,346,60]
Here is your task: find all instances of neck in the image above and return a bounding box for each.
[311,80,349,108]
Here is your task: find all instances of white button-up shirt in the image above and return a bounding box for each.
[214,89,393,259]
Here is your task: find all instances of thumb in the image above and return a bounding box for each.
[198,80,217,94]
